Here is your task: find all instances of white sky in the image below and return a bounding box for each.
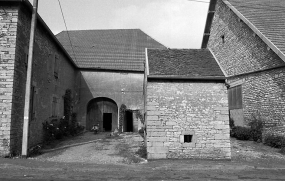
[30,0,210,49]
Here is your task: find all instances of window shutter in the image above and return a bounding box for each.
[228,85,242,110]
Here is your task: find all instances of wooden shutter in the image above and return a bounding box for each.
[228,85,242,110]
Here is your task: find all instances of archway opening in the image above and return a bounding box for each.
[86,97,118,132]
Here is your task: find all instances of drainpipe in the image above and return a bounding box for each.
[144,48,149,141]
[22,0,38,158]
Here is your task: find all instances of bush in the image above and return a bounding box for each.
[263,133,285,148]
[229,118,235,137]
[42,115,85,143]
[248,114,263,142]
[232,126,251,140]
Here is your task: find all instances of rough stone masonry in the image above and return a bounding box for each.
[146,81,231,159]
[0,7,18,157]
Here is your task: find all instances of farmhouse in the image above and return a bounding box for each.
[0,0,165,156]
[202,0,285,130]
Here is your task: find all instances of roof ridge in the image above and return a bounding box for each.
[59,28,142,33]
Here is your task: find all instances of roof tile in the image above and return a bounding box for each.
[148,49,225,78]
[56,29,166,71]
[228,0,285,54]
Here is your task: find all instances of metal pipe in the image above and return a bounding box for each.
[22,0,38,158]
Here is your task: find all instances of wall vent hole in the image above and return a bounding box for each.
[184,135,193,143]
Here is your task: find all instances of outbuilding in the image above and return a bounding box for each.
[145,49,231,159]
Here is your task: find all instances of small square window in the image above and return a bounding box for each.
[184,135,193,143]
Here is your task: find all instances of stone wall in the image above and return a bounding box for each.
[208,0,285,77]
[207,0,285,126]
[227,68,285,126]
[0,6,18,157]
[0,3,78,156]
[146,81,230,159]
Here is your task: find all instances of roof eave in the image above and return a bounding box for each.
[78,67,144,73]
[147,75,226,81]
[2,0,78,68]
[201,0,217,48]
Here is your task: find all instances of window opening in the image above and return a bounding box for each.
[52,97,57,116]
[184,135,193,143]
[54,54,59,79]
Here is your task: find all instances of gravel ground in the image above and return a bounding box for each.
[36,132,145,164]
[1,134,285,180]
[231,137,285,165]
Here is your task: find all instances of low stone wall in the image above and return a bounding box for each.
[146,81,231,159]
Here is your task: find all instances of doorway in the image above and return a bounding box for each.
[103,113,112,132]
[86,97,118,131]
[124,110,133,132]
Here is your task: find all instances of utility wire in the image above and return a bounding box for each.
[57,0,78,63]
[187,0,210,3]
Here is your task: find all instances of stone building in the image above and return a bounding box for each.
[202,0,285,128]
[56,29,166,132]
[0,0,165,156]
[145,49,231,159]
[0,0,79,156]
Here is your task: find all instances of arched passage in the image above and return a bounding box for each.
[86,97,118,131]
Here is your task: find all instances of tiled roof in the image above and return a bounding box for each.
[227,0,285,54]
[56,29,166,71]
[147,49,225,78]
[203,0,285,61]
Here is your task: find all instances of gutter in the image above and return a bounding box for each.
[147,75,226,81]
[226,64,285,79]
[201,0,217,48]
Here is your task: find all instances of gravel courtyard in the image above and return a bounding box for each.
[0,132,285,180]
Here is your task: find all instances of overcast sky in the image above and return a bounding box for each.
[30,0,210,49]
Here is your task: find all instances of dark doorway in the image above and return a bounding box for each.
[125,110,133,132]
[86,97,118,131]
[103,113,112,132]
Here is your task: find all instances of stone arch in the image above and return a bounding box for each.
[86,97,118,131]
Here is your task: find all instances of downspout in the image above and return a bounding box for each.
[144,48,149,141]
[22,0,38,158]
